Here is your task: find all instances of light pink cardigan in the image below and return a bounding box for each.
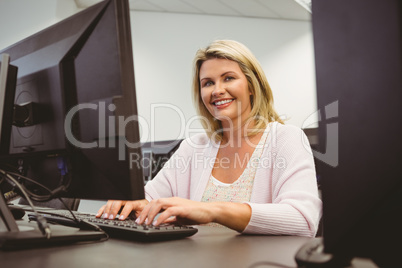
[145,122,322,237]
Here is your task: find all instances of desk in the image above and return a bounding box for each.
[0,226,377,268]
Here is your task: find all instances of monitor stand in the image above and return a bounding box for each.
[294,237,352,268]
[0,190,107,250]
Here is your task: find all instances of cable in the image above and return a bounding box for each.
[4,156,72,203]
[0,169,51,239]
[0,168,108,240]
[0,157,72,202]
[29,210,106,234]
[6,171,67,202]
[3,169,76,219]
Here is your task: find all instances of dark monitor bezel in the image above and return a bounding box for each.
[312,0,402,266]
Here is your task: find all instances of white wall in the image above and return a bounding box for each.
[0,1,318,142]
[0,0,78,49]
[130,11,318,142]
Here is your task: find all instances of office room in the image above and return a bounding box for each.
[0,0,400,268]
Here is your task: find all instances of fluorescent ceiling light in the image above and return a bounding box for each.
[294,0,312,13]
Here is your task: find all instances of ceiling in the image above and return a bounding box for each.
[75,0,311,21]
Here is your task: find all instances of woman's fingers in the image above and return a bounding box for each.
[118,202,134,220]
[108,200,126,219]
[96,199,151,220]
[162,216,177,224]
[96,200,151,220]
[95,200,125,219]
[96,200,114,218]
[136,199,159,225]
[136,197,213,227]
[96,205,106,218]
[119,199,149,220]
[153,206,181,226]
[137,198,178,225]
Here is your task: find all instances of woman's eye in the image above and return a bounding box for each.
[203,81,213,87]
[225,76,234,81]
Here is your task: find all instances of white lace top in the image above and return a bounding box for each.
[201,130,269,227]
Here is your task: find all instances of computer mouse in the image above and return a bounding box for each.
[8,204,26,220]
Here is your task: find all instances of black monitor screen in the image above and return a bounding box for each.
[312,0,402,266]
[0,0,144,201]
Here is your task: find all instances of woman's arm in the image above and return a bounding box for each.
[136,197,252,232]
[95,135,203,220]
[242,124,322,237]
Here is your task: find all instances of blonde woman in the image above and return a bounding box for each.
[97,40,322,237]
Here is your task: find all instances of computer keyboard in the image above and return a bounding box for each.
[28,209,198,242]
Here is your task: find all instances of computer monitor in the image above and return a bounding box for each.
[0,0,144,200]
[0,0,145,249]
[310,0,402,266]
[0,54,17,156]
[141,139,183,182]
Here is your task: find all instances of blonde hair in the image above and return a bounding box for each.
[192,40,283,141]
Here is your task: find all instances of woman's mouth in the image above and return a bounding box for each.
[213,99,234,109]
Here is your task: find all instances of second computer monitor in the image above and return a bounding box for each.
[0,0,144,200]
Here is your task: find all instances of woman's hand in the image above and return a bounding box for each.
[136,197,216,226]
[136,197,252,232]
[96,199,149,220]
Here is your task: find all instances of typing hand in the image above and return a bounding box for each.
[135,197,215,226]
[96,199,149,221]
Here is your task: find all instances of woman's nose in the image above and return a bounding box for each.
[212,83,225,97]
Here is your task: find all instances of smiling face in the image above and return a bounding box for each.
[199,58,252,128]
